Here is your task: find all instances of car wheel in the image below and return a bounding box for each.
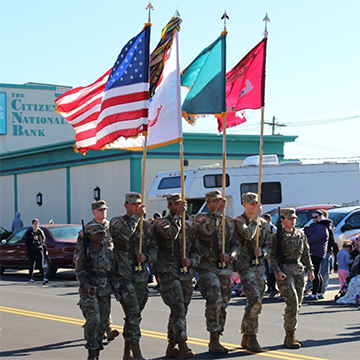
[44,255,57,278]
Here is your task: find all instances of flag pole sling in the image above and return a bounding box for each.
[254,108,265,265]
[138,136,148,271]
[221,114,227,267]
[180,139,187,272]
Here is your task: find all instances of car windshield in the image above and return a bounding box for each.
[327,212,347,227]
[48,226,81,240]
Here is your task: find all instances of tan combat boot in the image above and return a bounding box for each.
[284,330,302,349]
[178,341,194,359]
[241,334,249,349]
[165,339,179,358]
[208,332,228,354]
[106,326,120,342]
[247,335,263,353]
[131,342,145,360]
[123,340,133,360]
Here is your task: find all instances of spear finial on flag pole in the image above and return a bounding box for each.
[146,1,154,23]
[221,10,229,32]
[263,12,270,38]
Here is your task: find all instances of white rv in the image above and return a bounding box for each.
[147,155,360,217]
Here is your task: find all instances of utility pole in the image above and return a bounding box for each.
[264,116,287,135]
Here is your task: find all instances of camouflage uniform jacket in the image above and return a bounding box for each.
[233,213,271,271]
[268,227,314,275]
[153,214,200,278]
[192,210,240,275]
[75,244,120,297]
[74,219,113,259]
[110,214,157,283]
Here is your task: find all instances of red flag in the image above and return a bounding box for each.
[217,38,267,132]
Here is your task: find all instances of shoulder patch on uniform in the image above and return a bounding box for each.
[197,215,207,222]
[111,218,120,226]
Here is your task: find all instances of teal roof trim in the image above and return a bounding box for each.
[0,133,297,176]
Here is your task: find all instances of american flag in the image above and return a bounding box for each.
[55,25,150,154]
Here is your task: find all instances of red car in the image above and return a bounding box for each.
[0,224,81,278]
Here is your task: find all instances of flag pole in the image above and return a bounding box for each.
[136,136,147,272]
[221,116,227,264]
[221,10,229,267]
[175,20,188,274]
[137,1,154,272]
[180,139,187,273]
[254,13,269,266]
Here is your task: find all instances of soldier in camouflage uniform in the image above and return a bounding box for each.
[153,194,200,359]
[110,192,157,360]
[192,190,240,354]
[74,223,121,360]
[233,192,271,353]
[74,200,120,342]
[268,208,315,349]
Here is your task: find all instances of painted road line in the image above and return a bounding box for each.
[0,306,334,360]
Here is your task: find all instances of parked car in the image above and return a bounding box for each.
[0,224,81,278]
[301,206,360,267]
[324,206,360,253]
[264,204,340,228]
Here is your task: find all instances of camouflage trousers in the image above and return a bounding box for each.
[238,265,265,335]
[198,269,231,333]
[119,280,148,343]
[158,272,193,343]
[79,294,111,350]
[276,266,305,331]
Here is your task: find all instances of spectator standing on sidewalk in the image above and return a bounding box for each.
[24,218,48,285]
[304,210,329,300]
[11,211,24,232]
[320,209,335,294]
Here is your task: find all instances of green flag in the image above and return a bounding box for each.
[181,32,226,124]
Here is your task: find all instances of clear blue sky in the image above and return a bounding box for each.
[1,0,359,162]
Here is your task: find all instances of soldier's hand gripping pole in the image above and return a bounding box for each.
[253,220,260,266]
[136,217,143,272]
[180,215,188,274]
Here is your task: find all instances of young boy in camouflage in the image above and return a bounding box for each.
[75,223,121,360]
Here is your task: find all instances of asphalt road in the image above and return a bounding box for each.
[0,269,359,360]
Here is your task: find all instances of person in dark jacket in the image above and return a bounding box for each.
[320,209,335,293]
[304,210,329,300]
[24,218,48,285]
[11,211,24,232]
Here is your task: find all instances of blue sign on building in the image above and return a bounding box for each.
[0,92,6,134]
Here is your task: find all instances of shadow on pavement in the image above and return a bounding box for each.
[0,339,83,357]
